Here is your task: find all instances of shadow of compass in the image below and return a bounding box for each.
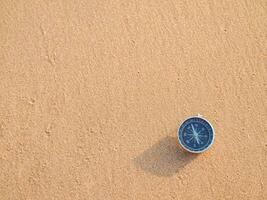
[134,136,198,177]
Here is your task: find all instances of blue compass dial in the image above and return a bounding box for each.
[178,117,214,153]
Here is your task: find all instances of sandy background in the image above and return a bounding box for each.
[0,0,266,199]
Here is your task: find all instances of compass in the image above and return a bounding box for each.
[178,115,215,153]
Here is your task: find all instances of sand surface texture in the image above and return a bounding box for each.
[0,0,266,199]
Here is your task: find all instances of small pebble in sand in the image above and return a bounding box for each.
[28,98,35,105]
[45,124,52,136]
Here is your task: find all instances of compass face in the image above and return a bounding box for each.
[178,117,214,153]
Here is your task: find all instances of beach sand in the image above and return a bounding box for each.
[0,0,266,199]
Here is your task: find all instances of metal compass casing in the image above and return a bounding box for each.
[177,115,215,153]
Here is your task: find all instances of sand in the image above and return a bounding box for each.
[0,0,266,199]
